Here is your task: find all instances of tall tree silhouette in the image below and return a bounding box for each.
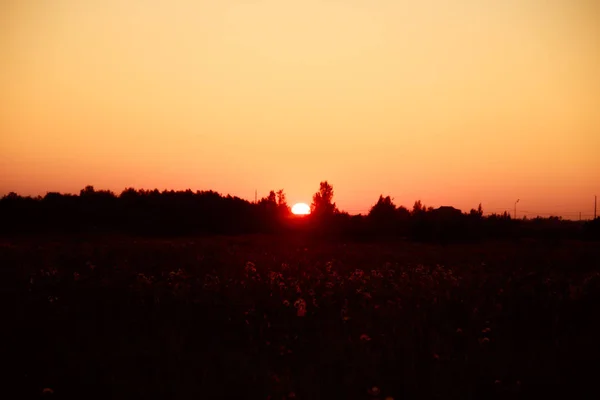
[412,200,425,215]
[369,195,396,217]
[276,189,286,207]
[262,190,277,205]
[276,189,291,216]
[368,195,398,236]
[258,190,278,219]
[311,181,337,217]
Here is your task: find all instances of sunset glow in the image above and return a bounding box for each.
[1,0,599,219]
[291,203,310,215]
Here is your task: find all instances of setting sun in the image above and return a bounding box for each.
[291,203,310,215]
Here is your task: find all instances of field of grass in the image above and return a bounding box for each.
[4,235,600,399]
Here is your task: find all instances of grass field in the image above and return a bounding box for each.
[4,235,600,399]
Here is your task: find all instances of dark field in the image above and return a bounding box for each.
[5,235,600,399]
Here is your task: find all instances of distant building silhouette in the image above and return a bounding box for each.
[432,206,462,216]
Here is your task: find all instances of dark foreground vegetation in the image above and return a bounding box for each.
[5,235,600,399]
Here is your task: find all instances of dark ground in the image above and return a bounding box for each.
[4,234,600,399]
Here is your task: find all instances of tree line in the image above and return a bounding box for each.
[1,182,598,242]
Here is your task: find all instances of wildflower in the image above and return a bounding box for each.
[433,353,439,360]
[456,328,463,334]
[294,298,307,317]
[368,386,380,396]
[482,328,491,333]
[245,261,256,274]
[294,298,306,309]
[42,388,54,395]
[495,380,501,384]
[283,300,290,307]
[360,334,371,341]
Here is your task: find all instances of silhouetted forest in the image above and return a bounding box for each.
[1,182,598,242]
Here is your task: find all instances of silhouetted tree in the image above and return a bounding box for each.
[412,200,433,215]
[464,203,485,240]
[308,181,339,236]
[265,191,277,205]
[276,189,286,207]
[276,189,291,217]
[410,200,432,241]
[412,200,423,214]
[396,206,411,220]
[256,190,291,233]
[369,195,396,216]
[368,195,398,236]
[311,181,337,217]
[120,188,138,200]
[469,203,484,218]
[80,185,95,197]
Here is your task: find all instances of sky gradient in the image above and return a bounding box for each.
[1,0,599,218]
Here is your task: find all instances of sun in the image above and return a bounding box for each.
[291,203,311,215]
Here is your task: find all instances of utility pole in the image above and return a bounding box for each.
[514,199,520,220]
[255,190,257,204]
[595,195,597,220]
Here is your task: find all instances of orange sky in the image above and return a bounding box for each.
[1,0,599,219]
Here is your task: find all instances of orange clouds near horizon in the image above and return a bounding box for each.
[1,0,599,219]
